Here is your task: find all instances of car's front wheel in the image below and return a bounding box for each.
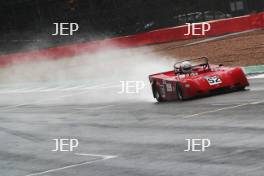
[237,86,246,91]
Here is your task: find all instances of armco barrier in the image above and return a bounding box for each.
[0,12,263,66]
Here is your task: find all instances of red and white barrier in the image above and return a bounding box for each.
[0,12,263,66]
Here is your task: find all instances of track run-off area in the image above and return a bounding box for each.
[0,74,264,176]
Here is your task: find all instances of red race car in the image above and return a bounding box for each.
[149,57,249,102]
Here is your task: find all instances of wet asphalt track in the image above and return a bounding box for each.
[0,77,264,176]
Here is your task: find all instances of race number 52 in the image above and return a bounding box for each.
[206,76,222,85]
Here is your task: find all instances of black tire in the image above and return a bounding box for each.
[153,85,163,102]
[237,86,246,91]
[176,82,184,101]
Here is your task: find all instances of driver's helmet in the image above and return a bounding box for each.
[180,61,192,74]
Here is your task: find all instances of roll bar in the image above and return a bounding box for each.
[174,57,210,74]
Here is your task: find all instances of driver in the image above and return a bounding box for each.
[179,61,192,74]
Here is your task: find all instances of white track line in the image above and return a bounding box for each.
[25,159,100,176]
[184,100,264,118]
[0,83,119,112]
[248,74,264,79]
[75,153,118,160]
[74,104,116,110]
[25,153,117,176]
[0,83,120,94]
[250,100,264,105]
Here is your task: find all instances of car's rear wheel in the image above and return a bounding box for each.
[153,85,163,102]
[176,83,184,101]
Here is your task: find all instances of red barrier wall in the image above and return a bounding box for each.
[0,12,263,66]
